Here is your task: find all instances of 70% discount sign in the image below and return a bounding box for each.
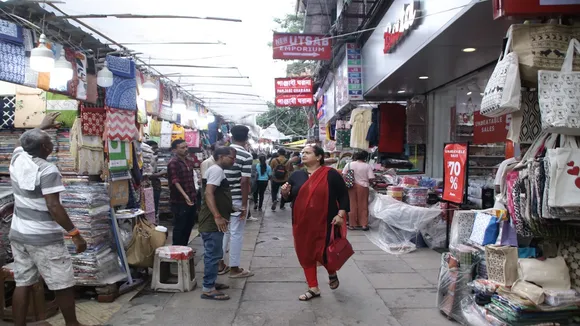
[442,143,468,204]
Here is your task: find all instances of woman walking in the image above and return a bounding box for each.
[281,145,350,301]
[253,155,271,211]
[342,151,374,231]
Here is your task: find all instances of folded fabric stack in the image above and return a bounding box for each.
[141,142,154,176]
[157,150,172,215]
[0,186,13,265]
[404,187,429,207]
[56,129,75,173]
[61,178,122,284]
[0,130,21,174]
[487,291,580,325]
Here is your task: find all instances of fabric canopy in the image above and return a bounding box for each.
[42,0,276,122]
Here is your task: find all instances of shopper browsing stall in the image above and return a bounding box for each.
[342,151,374,231]
[10,113,89,326]
[199,146,237,301]
[167,139,197,246]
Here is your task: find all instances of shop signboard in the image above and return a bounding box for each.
[275,94,314,107]
[347,43,364,100]
[316,95,326,120]
[493,0,580,19]
[442,142,469,204]
[272,33,332,60]
[383,1,421,54]
[472,111,508,144]
[274,77,313,95]
[319,121,327,141]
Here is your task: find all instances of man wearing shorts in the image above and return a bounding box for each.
[9,113,88,326]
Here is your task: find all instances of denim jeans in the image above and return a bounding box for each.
[201,232,224,292]
[222,200,246,268]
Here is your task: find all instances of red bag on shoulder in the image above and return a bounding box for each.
[326,223,354,271]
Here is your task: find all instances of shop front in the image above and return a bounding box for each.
[361,0,514,177]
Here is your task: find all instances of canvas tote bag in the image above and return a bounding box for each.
[547,135,580,208]
[511,24,580,85]
[538,38,580,135]
[481,28,521,117]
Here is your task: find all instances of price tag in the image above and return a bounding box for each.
[443,143,468,204]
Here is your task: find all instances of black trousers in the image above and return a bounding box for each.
[171,203,197,246]
[253,180,269,209]
[270,181,286,208]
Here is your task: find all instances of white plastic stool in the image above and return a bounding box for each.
[151,246,196,292]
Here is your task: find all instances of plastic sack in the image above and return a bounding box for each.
[420,216,447,249]
[437,252,480,324]
[367,191,442,254]
[460,296,493,326]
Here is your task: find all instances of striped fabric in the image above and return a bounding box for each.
[224,144,252,201]
[9,147,65,246]
[105,107,137,141]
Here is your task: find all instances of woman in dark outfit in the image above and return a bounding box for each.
[281,145,350,301]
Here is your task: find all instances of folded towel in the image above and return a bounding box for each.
[9,147,38,190]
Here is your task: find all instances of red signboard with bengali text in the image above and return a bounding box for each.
[493,0,580,19]
[275,94,314,107]
[275,77,313,95]
[473,111,508,144]
[443,143,468,204]
[273,33,332,60]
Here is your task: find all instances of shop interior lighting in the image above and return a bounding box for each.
[480,93,484,96]
[97,61,114,87]
[397,90,406,94]
[30,34,55,72]
[52,48,73,83]
[462,48,477,53]
[466,91,472,95]
[419,76,429,80]
[141,77,159,101]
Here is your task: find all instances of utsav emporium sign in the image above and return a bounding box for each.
[383,1,421,54]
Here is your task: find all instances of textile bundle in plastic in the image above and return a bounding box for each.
[61,178,122,284]
[366,191,442,254]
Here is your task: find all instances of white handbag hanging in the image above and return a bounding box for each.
[547,135,580,208]
[481,28,521,117]
[538,38,580,135]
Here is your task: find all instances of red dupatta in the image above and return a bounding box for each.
[292,166,331,268]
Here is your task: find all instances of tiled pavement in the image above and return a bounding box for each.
[106,207,457,326]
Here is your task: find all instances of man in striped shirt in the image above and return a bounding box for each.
[9,112,88,326]
[218,125,254,278]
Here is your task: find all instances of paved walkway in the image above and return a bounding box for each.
[107,207,456,326]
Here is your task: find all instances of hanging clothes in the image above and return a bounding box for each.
[171,124,185,142]
[378,103,406,153]
[349,108,373,149]
[366,108,379,147]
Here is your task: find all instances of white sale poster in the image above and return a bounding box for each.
[540,0,580,4]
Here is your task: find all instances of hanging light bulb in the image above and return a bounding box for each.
[97,61,114,87]
[30,34,54,72]
[140,77,159,102]
[52,48,73,84]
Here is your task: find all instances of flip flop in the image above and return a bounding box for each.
[201,291,230,301]
[298,289,321,301]
[215,283,230,290]
[218,266,231,275]
[329,274,340,290]
[229,268,254,278]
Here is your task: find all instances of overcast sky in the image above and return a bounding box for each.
[47,0,296,116]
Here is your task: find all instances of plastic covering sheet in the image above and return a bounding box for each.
[366,191,443,254]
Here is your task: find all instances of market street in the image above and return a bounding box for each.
[105,207,455,326]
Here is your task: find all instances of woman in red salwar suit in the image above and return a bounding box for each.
[281,145,350,301]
